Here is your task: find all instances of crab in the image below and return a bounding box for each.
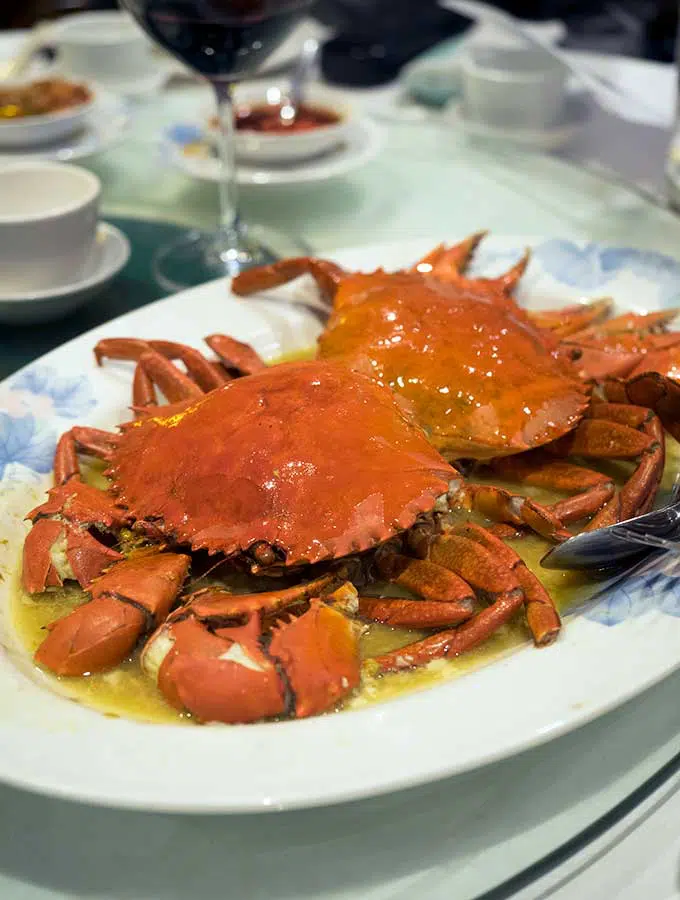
[230,235,669,534]
[22,352,561,721]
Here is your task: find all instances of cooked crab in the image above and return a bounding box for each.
[231,235,668,534]
[22,352,560,720]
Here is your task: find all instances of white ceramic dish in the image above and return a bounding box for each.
[0,161,99,292]
[448,90,591,151]
[0,81,95,149]
[1,234,680,814]
[51,10,160,89]
[165,116,384,186]
[225,85,351,164]
[0,221,130,325]
[460,46,568,131]
[0,90,129,164]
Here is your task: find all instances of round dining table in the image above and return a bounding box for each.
[2,35,680,899]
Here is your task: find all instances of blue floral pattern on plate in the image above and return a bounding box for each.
[533,239,680,302]
[5,365,96,420]
[0,366,95,483]
[568,552,680,626]
[0,413,56,481]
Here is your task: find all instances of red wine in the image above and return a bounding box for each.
[122,0,312,80]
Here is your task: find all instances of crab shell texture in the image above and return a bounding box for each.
[108,359,454,565]
[317,272,589,460]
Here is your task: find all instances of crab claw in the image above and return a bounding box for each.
[35,552,190,676]
[23,480,127,593]
[143,599,360,723]
[143,616,287,724]
[269,600,361,718]
[23,519,124,595]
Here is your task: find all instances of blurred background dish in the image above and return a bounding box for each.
[0,220,130,324]
[165,114,383,185]
[50,9,170,96]
[0,159,99,291]
[0,88,128,162]
[0,76,94,147]
[459,45,568,131]
[211,83,352,164]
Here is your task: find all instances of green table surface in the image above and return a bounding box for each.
[1,217,186,380]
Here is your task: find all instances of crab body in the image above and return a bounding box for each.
[231,238,671,533]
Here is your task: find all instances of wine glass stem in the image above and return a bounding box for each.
[212,81,240,257]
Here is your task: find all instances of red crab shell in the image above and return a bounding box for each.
[317,274,589,460]
[108,360,454,565]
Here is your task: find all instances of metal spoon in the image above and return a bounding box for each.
[541,480,680,572]
[278,38,320,124]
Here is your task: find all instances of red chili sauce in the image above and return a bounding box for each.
[235,102,341,134]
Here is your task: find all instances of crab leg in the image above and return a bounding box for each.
[570,309,679,340]
[356,597,474,628]
[204,334,267,375]
[608,372,680,443]
[374,550,475,603]
[527,298,613,337]
[449,478,571,542]
[487,454,615,526]
[373,530,525,673]
[454,523,560,645]
[418,231,486,277]
[182,573,340,621]
[231,257,346,305]
[35,552,190,676]
[53,427,118,484]
[585,406,665,530]
[22,428,125,593]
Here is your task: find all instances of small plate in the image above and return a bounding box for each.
[447,91,591,151]
[164,116,385,186]
[0,221,130,325]
[0,91,130,164]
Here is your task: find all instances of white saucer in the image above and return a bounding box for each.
[0,91,130,165]
[163,117,385,186]
[0,221,130,325]
[446,91,591,151]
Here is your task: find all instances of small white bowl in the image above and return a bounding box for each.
[0,161,100,292]
[212,85,351,165]
[52,10,161,90]
[460,47,567,132]
[0,80,95,149]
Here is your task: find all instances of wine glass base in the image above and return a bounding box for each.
[151,225,311,294]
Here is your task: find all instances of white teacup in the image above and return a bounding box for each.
[460,46,568,132]
[52,10,157,86]
[0,162,100,293]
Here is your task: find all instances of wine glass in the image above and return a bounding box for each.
[120,0,314,290]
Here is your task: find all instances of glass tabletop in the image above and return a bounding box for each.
[2,81,680,900]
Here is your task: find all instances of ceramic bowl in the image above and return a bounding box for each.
[0,161,100,292]
[211,85,351,164]
[0,80,95,148]
[460,46,568,132]
[52,10,158,87]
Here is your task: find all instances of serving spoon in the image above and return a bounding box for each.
[541,480,680,572]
